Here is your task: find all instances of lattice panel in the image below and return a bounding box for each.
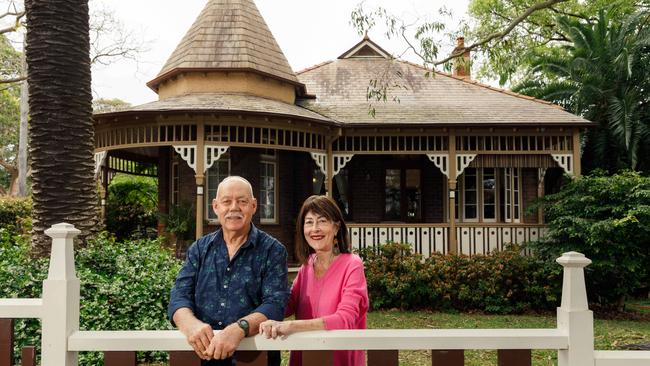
[205,124,325,152]
[96,124,197,149]
[456,135,573,152]
[333,135,447,153]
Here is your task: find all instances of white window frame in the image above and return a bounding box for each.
[462,168,479,222]
[504,167,522,223]
[481,168,497,223]
[259,152,278,224]
[205,154,231,223]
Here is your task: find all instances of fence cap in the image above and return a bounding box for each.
[44,223,81,239]
[556,251,591,267]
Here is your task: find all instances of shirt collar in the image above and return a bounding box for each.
[214,223,259,249]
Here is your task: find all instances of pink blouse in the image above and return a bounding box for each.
[286,253,369,366]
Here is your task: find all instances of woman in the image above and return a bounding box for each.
[259,195,369,366]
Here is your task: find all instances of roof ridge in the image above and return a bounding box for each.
[296,60,334,75]
[396,59,563,110]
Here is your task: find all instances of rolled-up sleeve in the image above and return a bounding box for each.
[322,261,368,330]
[254,243,289,321]
[167,241,200,325]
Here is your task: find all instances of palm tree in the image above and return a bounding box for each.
[514,10,650,173]
[25,0,98,255]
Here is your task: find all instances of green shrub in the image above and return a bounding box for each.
[360,242,561,313]
[0,196,32,235]
[529,170,650,309]
[0,231,181,365]
[106,174,158,240]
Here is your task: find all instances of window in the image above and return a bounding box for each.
[456,168,510,223]
[260,152,277,224]
[171,161,179,206]
[384,168,421,221]
[503,167,521,223]
[206,154,230,221]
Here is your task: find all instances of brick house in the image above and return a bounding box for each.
[93,0,592,260]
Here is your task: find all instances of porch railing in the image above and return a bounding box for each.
[1,223,648,366]
[348,223,547,257]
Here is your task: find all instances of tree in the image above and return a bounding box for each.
[467,0,645,84]
[92,97,130,113]
[513,10,650,173]
[25,0,97,255]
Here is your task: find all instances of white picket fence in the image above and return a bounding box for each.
[0,223,648,365]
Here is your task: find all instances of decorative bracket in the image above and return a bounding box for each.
[333,154,354,176]
[455,154,477,178]
[205,145,229,172]
[551,154,573,176]
[173,145,197,173]
[427,154,449,178]
[94,151,107,178]
[310,152,327,176]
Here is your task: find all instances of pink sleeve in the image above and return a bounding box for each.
[322,258,368,330]
[285,265,304,317]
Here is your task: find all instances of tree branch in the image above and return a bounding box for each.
[433,0,570,66]
[0,75,26,84]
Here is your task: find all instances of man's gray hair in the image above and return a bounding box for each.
[216,176,255,199]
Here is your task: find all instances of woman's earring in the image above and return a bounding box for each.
[333,237,340,254]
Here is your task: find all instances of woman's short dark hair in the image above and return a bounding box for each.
[295,195,350,265]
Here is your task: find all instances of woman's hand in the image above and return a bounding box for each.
[259,319,293,339]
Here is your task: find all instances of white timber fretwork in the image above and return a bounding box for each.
[173,145,197,173]
[426,154,449,178]
[455,154,477,178]
[551,154,573,176]
[310,152,327,176]
[204,145,229,172]
[333,154,354,176]
[93,151,107,178]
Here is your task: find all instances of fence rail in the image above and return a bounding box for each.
[0,223,648,366]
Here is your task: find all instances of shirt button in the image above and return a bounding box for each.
[226,267,231,272]
[220,303,225,307]
[218,322,223,326]
[223,285,228,289]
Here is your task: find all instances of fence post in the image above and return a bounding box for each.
[556,251,594,366]
[41,223,81,366]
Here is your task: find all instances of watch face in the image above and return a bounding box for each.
[238,319,249,336]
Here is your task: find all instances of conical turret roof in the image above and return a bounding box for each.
[147,0,301,91]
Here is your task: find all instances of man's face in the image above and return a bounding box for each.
[212,180,257,234]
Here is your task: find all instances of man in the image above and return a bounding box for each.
[168,176,289,365]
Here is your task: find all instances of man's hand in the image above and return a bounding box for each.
[204,323,246,360]
[173,308,214,360]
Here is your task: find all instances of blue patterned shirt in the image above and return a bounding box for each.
[168,224,289,329]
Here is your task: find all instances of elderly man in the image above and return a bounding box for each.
[168,176,289,365]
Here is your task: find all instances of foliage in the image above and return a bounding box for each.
[0,231,181,365]
[161,202,195,241]
[0,34,21,194]
[106,174,158,241]
[0,196,31,234]
[92,97,130,113]
[513,9,650,173]
[359,242,561,313]
[529,171,650,309]
[467,0,643,84]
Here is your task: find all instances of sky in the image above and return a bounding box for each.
[90,0,471,106]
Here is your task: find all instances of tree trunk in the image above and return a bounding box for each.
[18,46,28,197]
[25,0,98,256]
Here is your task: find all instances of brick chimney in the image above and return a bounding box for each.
[452,37,471,79]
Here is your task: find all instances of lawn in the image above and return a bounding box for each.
[359,309,650,366]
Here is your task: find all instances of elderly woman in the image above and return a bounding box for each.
[259,195,369,366]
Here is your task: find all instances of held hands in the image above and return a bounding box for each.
[179,318,214,360]
[179,318,244,360]
[259,319,293,339]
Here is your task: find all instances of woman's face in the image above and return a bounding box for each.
[303,210,338,253]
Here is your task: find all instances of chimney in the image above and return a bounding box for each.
[452,37,471,79]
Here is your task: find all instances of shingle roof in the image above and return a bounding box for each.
[148,0,300,91]
[94,93,332,123]
[297,58,592,127]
